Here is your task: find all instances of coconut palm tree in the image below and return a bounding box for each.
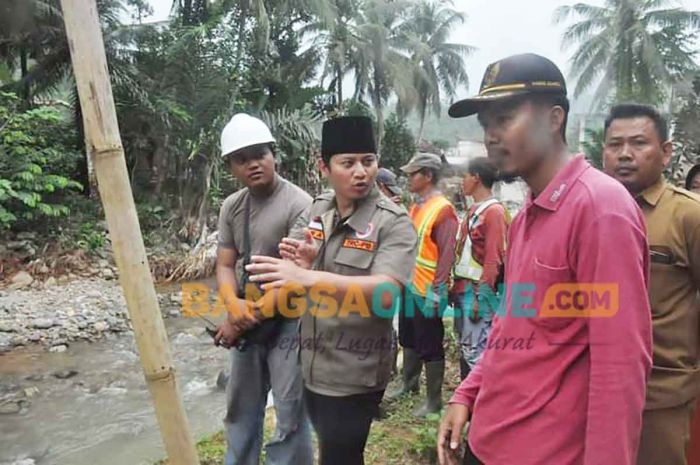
[0,0,128,104]
[554,0,700,107]
[398,0,474,140]
[348,0,414,145]
[301,0,359,108]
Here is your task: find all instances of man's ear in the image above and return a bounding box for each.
[550,105,565,136]
[318,158,330,179]
[661,139,673,169]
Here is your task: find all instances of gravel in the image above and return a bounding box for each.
[0,278,183,352]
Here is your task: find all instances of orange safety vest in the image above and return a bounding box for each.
[409,195,455,297]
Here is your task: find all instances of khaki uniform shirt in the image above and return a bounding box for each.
[293,187,418,396]
[638,177,700,409]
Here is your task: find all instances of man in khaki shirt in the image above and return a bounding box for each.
[603,103,700,465]
[247,116,418,465]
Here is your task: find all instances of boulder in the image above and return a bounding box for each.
[0,322,15,333]
[6,240,28,250]
[16,232,37,241]
[53,370,78,380]
[49,345,67,353]
[93,321,108,332]
[101,268,115,280]
[31,318,55,330]
[0,400,22,415]
[9,271,34,290]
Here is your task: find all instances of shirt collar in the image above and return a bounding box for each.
[638,176,666,207]
[416,189,441,206]
[318,186,380,234]
[528,154,589,212]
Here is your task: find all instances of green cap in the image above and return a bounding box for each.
[400,152,443,174]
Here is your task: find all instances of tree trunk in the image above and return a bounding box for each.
[336,65,343,108]
[153,134,169,198]
[20,47,29,103]
[373,71,384,147]
[418,104,427,143]
[59,2,200,464]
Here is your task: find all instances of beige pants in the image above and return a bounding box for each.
[637,400,696,465]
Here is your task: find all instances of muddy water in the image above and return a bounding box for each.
[0,317,231,465]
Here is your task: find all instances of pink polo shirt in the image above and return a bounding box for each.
[450,155,652,465]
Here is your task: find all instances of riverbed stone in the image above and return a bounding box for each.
[9,271,34,290]
[93,321,108,332]
[0,401,22,415]
[32,319,55,330]
[0,322,15,332]
[53,370,78,380]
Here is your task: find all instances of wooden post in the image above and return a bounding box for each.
[59,1,200,464]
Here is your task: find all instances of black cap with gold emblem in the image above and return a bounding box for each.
[448,53,567,118]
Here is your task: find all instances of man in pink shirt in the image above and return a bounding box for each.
[438,53,652,465]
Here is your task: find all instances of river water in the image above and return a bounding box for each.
[0,316,232,465]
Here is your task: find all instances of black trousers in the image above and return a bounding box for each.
[462,439,483,465]
[304,388,384,465]
[398,297,445,361]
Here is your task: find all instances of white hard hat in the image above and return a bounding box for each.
[220,113,276,158]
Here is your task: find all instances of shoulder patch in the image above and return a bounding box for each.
[669,184,700,203]
[314,190,336,202]
[376,197,407,216]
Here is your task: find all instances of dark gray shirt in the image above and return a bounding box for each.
[217,175,312,290]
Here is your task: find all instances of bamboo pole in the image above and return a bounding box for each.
[59,1,200,464]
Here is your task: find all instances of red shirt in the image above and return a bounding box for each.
[450,155,652,465]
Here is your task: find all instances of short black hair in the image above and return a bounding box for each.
[421,167,441,184]
[686,164,700,191]
[224,142,275,165]
[467,157,498,188]
[604,104,669,143]
[531,94,569,143]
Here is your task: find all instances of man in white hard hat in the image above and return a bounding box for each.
[214,113,313,465]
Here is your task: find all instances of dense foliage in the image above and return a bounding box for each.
[0,92,82,230]
[0,0,698,243]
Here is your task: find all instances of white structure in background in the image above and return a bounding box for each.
[446,140,527,215]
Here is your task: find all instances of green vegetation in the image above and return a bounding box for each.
[380,113,416,172]
[555,0,700,106]
[0,0,698,271]
[0,91,82,230]
[581,126,605,170]
[672,74,700,182]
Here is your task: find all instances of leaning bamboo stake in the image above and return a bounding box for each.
[59,1,200,464]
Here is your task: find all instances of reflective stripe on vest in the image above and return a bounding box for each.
[409,195,454,296]
[454,198,500,280]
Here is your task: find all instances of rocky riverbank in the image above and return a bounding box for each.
[0,278,185,353]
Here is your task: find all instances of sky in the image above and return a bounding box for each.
[143,0,700,99]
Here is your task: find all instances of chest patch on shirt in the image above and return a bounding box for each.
[342,238,376,251]
[353,222,374,239]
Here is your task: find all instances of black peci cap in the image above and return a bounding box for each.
[448,53,567,118]
[321,116,377,162]
[686,164,700,191]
